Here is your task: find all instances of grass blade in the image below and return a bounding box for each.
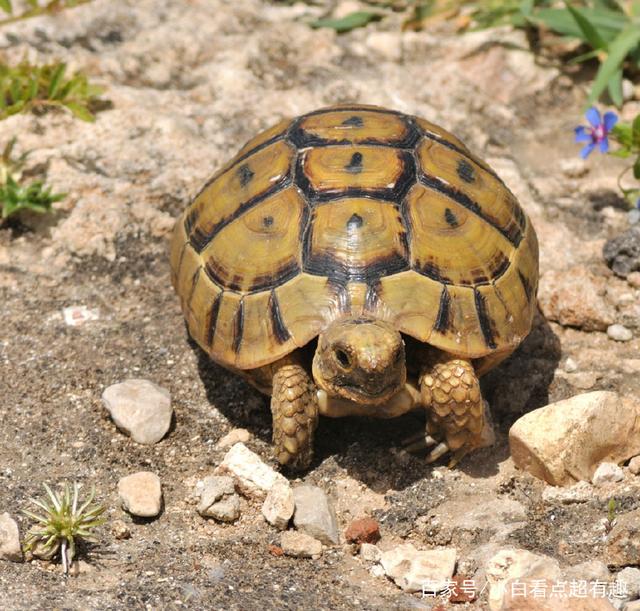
[310,11,383,33]
[587,26,640,107]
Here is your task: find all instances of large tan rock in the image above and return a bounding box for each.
[606,509,640,567]
[509,392,640,486]
[538,267,616,331]
[485,547,561,610]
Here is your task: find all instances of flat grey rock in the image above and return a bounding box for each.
[292,485,339,545]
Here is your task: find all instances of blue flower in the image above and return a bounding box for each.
[574,107,618,159]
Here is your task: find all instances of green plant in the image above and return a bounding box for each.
[0,137,65,222]
[458,1,640,107]
[22,482,106,575]
[0,60,104,121]
[0,0,91,26]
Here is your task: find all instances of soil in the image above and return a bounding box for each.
[1,1,639,609]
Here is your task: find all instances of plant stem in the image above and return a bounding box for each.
[61,539,68,575]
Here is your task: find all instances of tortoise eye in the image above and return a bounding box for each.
[334,348,352,369]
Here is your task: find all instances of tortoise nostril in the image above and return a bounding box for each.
[335,348,351,369]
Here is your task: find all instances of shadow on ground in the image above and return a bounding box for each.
[192,306,561,490]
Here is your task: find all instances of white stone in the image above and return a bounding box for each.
[102,379,172,444]
[509,391,640,486]
[379,544,456,593]
[292,485,340,545]
[216,428,251,448]
[629,456,640,475]
[118,472,162,518]
[369,563,386,578]
[62,305,100,326]
[262,481,294,530]
[360,543,381,563]
[0,513,22,562]
[608,324,633,342]
[485,547,561,610]
[217,443,288,499]
[279,531,322,558]
[560,158,588,178]
[616,567,640,599]
[592,462,625,487]
[564,357,578,373]
[195,475,240,522]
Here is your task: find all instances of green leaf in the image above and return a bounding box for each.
[47,63,66,99]
[310,11,383,33]
[634,157,640,180]
[632,114,640,147]
[564,3,608,50]
[535,8,627,41]
[607,67,623,107]
[520,0,535,17]
[587,26,640,107]
[0,0,12,14]
[64,101,94,122]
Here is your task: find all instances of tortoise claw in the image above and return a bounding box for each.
[425,441,450,463]
[401,432,437,453]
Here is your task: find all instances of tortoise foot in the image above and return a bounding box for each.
[419,357,485,466]
[271,363,319,471]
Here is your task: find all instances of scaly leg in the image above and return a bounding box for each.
[418,358,485,466]
[271,364,319,470]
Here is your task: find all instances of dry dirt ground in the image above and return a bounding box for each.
[1,1,640,609]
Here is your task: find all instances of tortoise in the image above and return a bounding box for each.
[170,104,539,470]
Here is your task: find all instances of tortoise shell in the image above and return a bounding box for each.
[170,104,539,371]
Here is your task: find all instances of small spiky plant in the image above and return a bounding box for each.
[22,482,106,574]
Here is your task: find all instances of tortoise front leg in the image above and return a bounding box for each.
[271,363,319,470]
[417,357,485,466]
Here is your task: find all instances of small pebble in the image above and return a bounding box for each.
[195,476,240,522]
[560,158,588,178]
[216,428,251,448]
[0,513,22,562]
[629,456,640,475]
[360,543,381,563]
[111,519,131,540]
[202,495,240,522]
[262,481,294,530]
[102,379,173,444]
[380,543,457,593]
[607,324,633,342]
[118,471,162,518]
[217,443,288,499]
[629,209,640,225]
[345,517,381,544]
[280,531,322,558]
[563,357,578,373]
[627,272,640,288]
[292,485,340,545]
[592,462,625,487]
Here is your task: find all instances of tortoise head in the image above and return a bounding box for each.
[312,318,406,405]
